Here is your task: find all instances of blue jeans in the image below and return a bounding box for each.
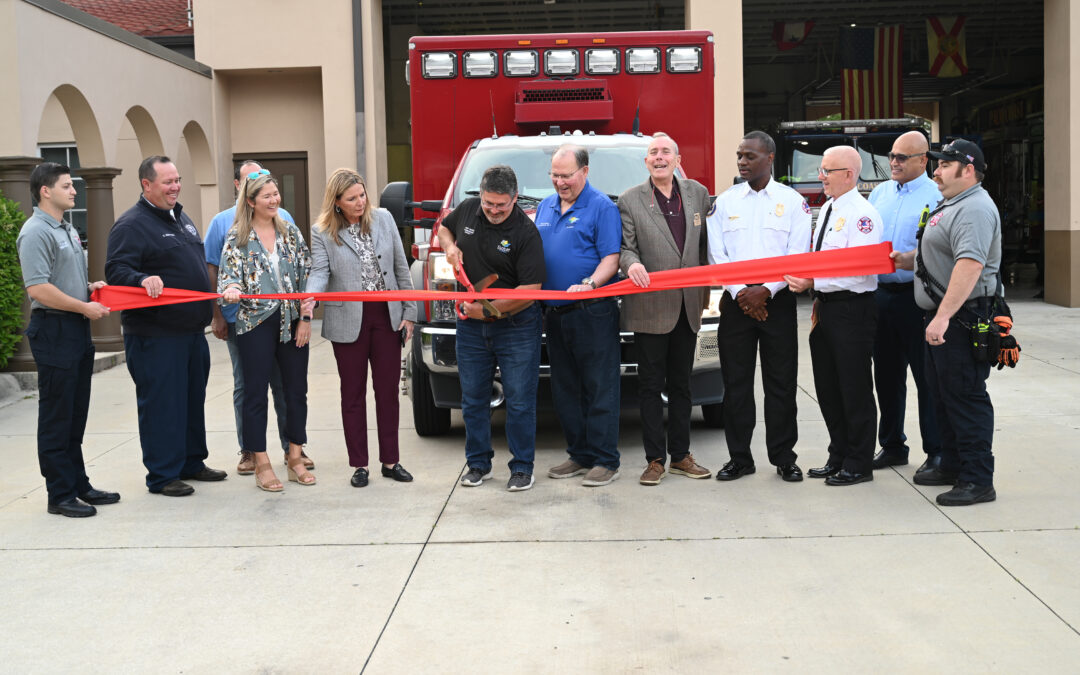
[227,322,290,453]
[456,303,542,475]
[545,299,620,470]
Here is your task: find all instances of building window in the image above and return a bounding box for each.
[37,144,88,246]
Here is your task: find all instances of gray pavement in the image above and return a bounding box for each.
[2,290,1079,673]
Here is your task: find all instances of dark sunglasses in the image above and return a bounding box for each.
[887,152,925,163]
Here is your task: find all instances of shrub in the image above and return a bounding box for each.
[0,190,28,368]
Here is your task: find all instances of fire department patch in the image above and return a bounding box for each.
[856,216,874,234]
[801,200,810,214]
[185,223,199,237]
[928,213,943,228]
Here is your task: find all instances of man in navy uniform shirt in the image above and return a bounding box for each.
[537,145,623,488]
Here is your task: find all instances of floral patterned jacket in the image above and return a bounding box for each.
[217,222,310,342]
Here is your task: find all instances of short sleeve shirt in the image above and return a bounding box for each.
[534,181,621,306]
[868,173,942,284]
[16,207,89,310]
[914,184,1001,311]
[441,197,546,289]
[812,187,883,294]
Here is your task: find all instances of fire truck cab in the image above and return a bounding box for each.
[381,31,725,436]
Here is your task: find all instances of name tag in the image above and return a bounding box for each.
[693,213,701,227]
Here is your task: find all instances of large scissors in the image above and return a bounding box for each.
[454,263,501,320]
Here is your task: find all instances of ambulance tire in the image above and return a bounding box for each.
[701,402,725,428]
[413,368,451,437]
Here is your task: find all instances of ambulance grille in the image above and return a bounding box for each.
[520,87,607,103]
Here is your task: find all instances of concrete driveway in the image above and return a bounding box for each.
[2,294,1078,673]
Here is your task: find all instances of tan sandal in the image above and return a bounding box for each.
[255,461,283,492]
[287,457,316,486]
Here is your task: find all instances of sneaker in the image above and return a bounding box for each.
[461,467,492,487]
[936,481,996,506]
[669,454,712,479]
[548,459,588,479]
[582,466,620,487]
[237,451,255,476]
[639,460,665,486]
[507,472,535,491]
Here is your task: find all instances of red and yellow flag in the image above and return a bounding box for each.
[927,16,968,78]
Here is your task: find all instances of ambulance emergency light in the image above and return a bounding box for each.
[504,50,539,77]
[667,46,702,73]
[421,52,456,79]
[585,48,619,75]
[543,49,579,76]
[625,48,660,73]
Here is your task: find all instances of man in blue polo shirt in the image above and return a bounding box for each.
[204,160,312,476]
[537,145,623,487]
[868,131,943,477]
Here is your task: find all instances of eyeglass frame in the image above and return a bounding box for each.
[480,195,516,211]
[817,166,851,177]
[548,166,584,181]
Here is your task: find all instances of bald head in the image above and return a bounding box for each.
[821,145,860,198]
[889,131,930,185]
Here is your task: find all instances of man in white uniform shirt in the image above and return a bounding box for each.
[707,131,811,483]
[785,145,882,486]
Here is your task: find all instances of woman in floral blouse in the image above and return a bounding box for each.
[306,168,417,488]
[219,170,315,492]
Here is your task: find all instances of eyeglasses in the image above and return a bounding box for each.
[481,198,514,211]
[817,167,851,177]
[247,169,271,180]
[548,167,583,181]
[888,152,925,163]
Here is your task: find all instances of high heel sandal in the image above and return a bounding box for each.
[255,461,284,492]
[287,457,317,486]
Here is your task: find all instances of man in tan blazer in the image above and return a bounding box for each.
[619,133,713,486]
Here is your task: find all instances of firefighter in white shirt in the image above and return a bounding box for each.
[785,145,882,486]
[707,131,811,484]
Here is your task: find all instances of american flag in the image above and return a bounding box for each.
[840,25,903,118]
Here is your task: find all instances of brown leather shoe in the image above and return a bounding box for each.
[237,452,255,476]
[669,454,712,479]
[639,460,666,486]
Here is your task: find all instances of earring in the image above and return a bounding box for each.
[335,205,342,214]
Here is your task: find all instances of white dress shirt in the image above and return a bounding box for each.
[812,187,883,294]
[707,178,812,298]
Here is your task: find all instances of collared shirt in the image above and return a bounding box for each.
[535,180,621,306]
[914,183,1001,311]
[16,207,88,310]
[217,223,310,341]
[441,197,546,289]
[205,204,295,323]
[868,173,941,283]
[813,187,883,294]
[652,180,685,252]
[706,178,812,298]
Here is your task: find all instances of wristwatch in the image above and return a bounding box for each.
[582,277,596,289]
[481,304,494,319]
[301,316,311,322]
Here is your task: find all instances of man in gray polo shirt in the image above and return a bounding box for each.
[16,162,119,518]
[891,139,1001,506]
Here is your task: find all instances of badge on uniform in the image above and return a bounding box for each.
[857,216,874,233]
[928,213,943,228]
[835,217,845,232]
[707,201,716,217]
[801,200,810,214]
[693,212,701,227]
[775,203,785,217]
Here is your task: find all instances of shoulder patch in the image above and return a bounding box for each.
[707,201,716,216]
[857,216,874,234]
[802,200,811,214]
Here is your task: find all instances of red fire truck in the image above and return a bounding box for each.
[381,31,724,436]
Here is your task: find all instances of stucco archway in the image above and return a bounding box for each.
[46,84,107,167]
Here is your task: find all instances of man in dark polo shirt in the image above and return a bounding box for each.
[17,162,119,517]
[536,145,622,488]
[438,165,546,491]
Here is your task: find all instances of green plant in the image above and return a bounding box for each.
[0,190,28,368]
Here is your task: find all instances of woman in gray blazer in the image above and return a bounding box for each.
[306,168,418,487]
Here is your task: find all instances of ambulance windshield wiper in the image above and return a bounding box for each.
[465,189,543,206]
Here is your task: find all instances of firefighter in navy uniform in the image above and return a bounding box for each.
[891,139,1001,506]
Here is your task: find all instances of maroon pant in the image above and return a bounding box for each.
[331,302,401,467]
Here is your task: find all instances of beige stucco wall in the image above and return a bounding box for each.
[686,0,743,185]
[194,0,365,219]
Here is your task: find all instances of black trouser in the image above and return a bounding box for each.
[873,283,941,458]
[924,309,995,485]
[718,289,798,467]
[809,292,877,474]
[635,308,696,464]
[236,310,309,454]
[26,310,94,505]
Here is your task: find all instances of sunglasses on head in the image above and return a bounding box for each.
[247,169,271,180]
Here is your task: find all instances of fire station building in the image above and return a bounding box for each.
[0,0,1073,368]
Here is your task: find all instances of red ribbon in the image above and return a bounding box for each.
[93,242,895,311]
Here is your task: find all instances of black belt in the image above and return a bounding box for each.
[544,297,610,316]
[813,290,872,302]
[878,281,914,292]
[31,308,85,319]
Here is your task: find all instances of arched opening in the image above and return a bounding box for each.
[174,120,215,232]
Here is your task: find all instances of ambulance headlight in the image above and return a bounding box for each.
[626,48,660,74]
[544,49,579,76]
[430,253,456,282]
[585,48,619,75]
[667,46,702,73]
[464,51,497,78]
[504,50,539,77]
[421,52,456,79]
